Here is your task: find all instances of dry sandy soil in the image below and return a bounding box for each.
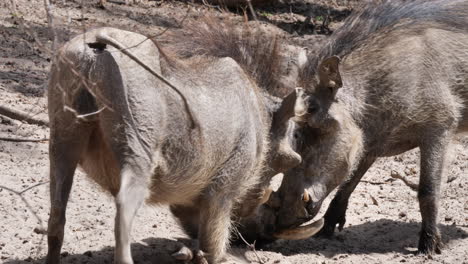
[0,0,467,263]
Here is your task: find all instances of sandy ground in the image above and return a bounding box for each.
[0,0,467,263]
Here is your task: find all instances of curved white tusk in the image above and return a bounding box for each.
[273,218,324,240]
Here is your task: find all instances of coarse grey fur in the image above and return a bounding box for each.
[45,26,305,264]
[271,0,468,255]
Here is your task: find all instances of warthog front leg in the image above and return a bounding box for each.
[319,156,375,237]
[46,126,92,264]
[114,165,147,264]
[417,131,450,254]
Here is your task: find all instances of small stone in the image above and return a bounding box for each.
[33,227,47,235]
[399,212,407,218]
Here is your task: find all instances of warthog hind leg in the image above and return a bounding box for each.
[417,131,450,254]
[114,165,148,264]
[46,125,93,264]
[318,156,375,237]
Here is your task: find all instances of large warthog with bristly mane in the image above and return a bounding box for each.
[248,0,468,255]
[45,21,319,264]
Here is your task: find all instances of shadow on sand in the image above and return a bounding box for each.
[4,237,194,264]
[263,219,468,257]
[4,219,468,263]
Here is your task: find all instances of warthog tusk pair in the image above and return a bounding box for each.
[273,218,324,240]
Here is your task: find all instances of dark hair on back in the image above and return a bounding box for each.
[301,0,468,84]
[162,16,283,95]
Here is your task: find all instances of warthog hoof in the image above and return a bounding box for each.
[316,214,346,238]
[418,231,443,255]
[172,245,193,261]
[172,246,208,264]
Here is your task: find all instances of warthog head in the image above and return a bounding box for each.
[274,56,364,230]
[236,56,362,244]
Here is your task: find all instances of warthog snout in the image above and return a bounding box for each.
[235,188,323,246]
[268,189,324,240]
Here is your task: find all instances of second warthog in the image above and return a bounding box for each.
[266,0,468,255]
[45,24,322,264]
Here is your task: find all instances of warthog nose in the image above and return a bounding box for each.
[305,201,322,219]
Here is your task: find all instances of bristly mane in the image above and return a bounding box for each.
[161,16,283,95]
[300,0,468,85]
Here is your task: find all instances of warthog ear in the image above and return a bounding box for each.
[318,56,342,96]
[273,88,308,126]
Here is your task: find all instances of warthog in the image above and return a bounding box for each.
[258,0,468,254]
[45,23,321,264]
[157,19,321,246]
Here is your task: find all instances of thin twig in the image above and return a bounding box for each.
[10,0,18,14]
[103,6,192,55]
[234,228,264,264]
[0,137,49,142]
[0,105,49,126]
[390,170,419,191]
[43,0,58,52]
[361,180,388,185]
[246,0,258,21]
[96,33,198,129]
[63,105,107,121]
[201,0,220,10]
[19,181,50,195]
[0,181,50,225]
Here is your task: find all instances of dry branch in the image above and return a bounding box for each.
[0,136,48,142]
[0,181,49,224]
[390,170,419,191]
[234,227,265,264]
[0,105,49,126]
